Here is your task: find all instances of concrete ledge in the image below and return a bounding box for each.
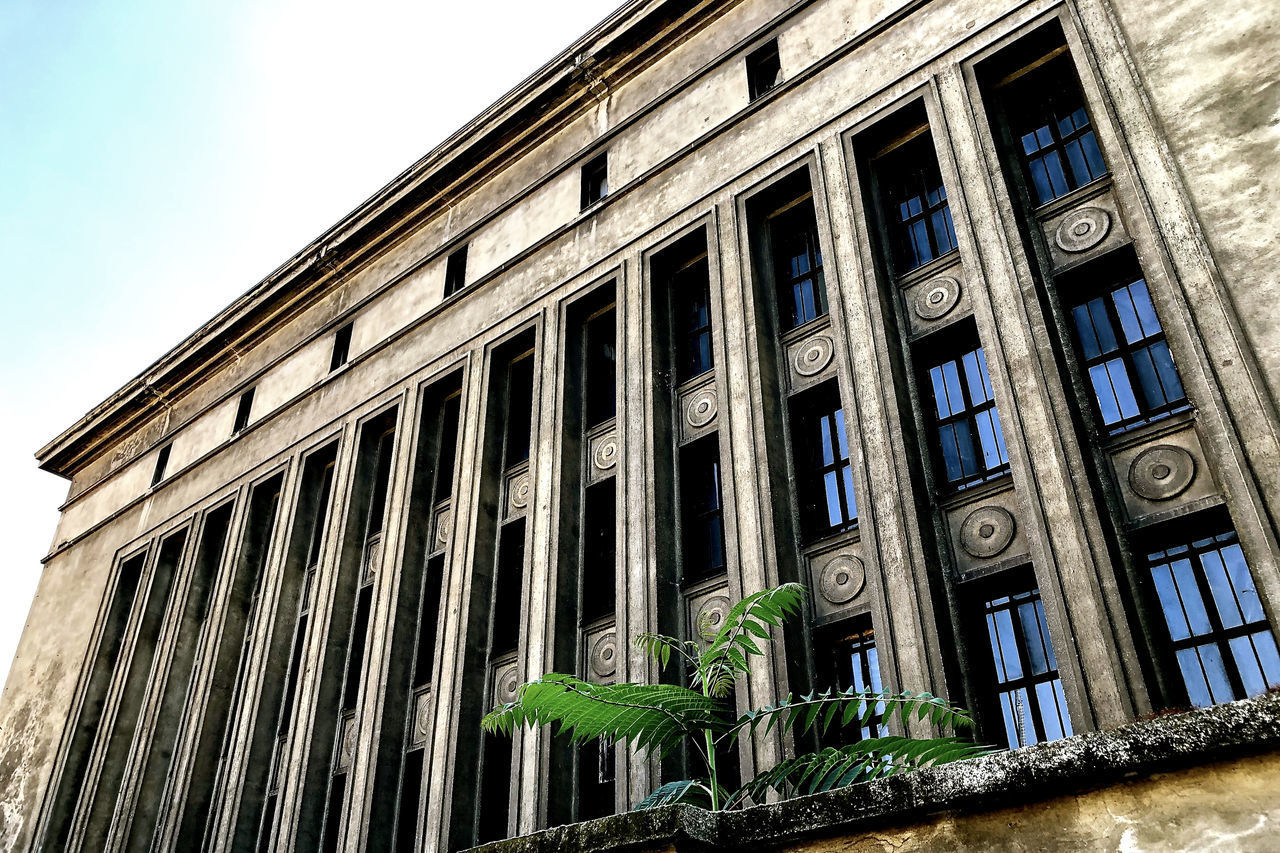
[468,692,1280,852]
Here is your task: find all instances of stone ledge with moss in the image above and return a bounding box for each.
[468,692,1280,852]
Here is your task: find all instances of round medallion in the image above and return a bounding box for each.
[340,718,359,768]
[495,663,521,704]
[818,555,866,605]
[592,433,619,471]
[414,691,433,741]
[1054,206,1112,253]
[509,473,531,509]
[1128,444,1196,502]
[435,508,451,546]
[959,506,1017,559]
[589,632,618,679]
[685,387,718,429]
[793,335,835,377]
[913,276,962,321]
[696,595,731,642]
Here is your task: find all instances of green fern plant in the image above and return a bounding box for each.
[482,582,987,812]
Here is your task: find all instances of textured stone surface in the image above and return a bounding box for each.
[468,694,1280,852]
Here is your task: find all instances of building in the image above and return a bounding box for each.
[2,0,1279,850]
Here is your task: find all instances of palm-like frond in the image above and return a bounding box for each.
[633,779,724,811]
[731,736,992,805]
[695,583,806,697]
[728,687,975,744]
[481,674,728,758]
[634,632,700,673]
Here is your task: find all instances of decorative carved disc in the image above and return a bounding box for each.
[413,689,432,744]
[434,507,452,546]
[819,555,865,605]
[959,505,1016,559]
[589,632,618,679]
[338,716,358,771]
[793,334,835,377]
[1128,444,1196,502]
[685,387,718,429]
[696,595,731,643]
[592,432,619,471]
[913,276,962,321]
[509,472,531,510]
[1054,206,1112,253]
[494,662,521,704]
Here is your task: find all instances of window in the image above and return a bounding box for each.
[746,40,781,101]
[330,322,353,372]
[923,338,1009,490]
[1145,523,1280,708]
[821,617,883,741]
[876,132,958,273]
[151,442,172,487]
[1068,274,1187,434]
[672,257,714,381]
[768,197,828,329]
[584,308,617,428]
[444,244,469,297]
[503,351,535,468]
[983,583,1072,748]
[581,481,616,622]
[792,383,857,539]
[1002,52,1107,205]
[233,387,255,434]
[581,153,608,209]
[680,435,726,584]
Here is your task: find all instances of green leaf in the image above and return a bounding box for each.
[633,779,716,810]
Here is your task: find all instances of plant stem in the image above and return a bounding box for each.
[703,728,719,810]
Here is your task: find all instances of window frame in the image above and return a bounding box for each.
[766,194,829,330]
[745,39,782,101]
[444,244,470,297]
[920,338,1010,491]
[790,382,857,541]
[580,153,609,210]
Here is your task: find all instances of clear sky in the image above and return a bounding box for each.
[0,0,614,690]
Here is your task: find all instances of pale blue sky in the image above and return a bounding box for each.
[0,0,613,688]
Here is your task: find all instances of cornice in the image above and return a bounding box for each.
[36,0,741,478]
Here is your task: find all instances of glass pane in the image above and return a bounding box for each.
[1131,346,1170,410]
[1087,299,1119,355]
[942,361,965,416]
[1080,131,1106,180]
[834,408,849,457]
[1039,150,1070,199]
[1229,634,1269,697]
[819,415,835,466]
[1175,646,1213,708]
[930,366,954,419]
[962,350,988,405]
[1053,679,1074,737]
[1171,557,1213,636]
[939,424,965,484]
[975,409,1005,472]
[991,608,1024,681]
[1064,138,1092,189]
[1018,600,1049,676]
[1035,680,1066,740]
[953,419,979,480]
[1104,359,1141,422]
[1151,562,1192,640]
[1071,304,1102,360]
[1252,629,1280,690]
[1201,547,1245,629]
[1221,544,1265,624]
[1126,280,1162,338]
[1196,643,1236,705]
[1147,341,1185,405]
[841,465,857,522]
[823,472,842,528]
[1112,286,1146,345]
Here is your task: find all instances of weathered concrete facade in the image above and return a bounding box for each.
[2,0,1278,851]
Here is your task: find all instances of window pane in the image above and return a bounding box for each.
[1171,558,1213,636]
[1175,646,1214,708]
[1222,544,1266,624]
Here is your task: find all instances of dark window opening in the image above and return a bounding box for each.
[151,442,172,487]
[818,616,883,742]
[981,578,1072,748]
[581,481,617,623]
[990,35,1107,206]
[444,244,469,297]
[672,256,714,381]
[366,427,396,539]
[475,732,514,844]
[234,387,256,434]
[874,131,958,273]
[791,382,857,540]
[504,351,536,468]
[392,749,424,853]
[746,40,782,101]
[577,740,615,822]
[768,196,829,329]
[581,153,608,210]
[330,322,353,372]
[491,519,527,656]
[584,308,617,428]
[1065,266,1188,435]
[433,393,462,504]
[920,326,1009,490]
[1144,519,1280,708]
[679,435,726,585]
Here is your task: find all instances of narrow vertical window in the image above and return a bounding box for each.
[768,197,828,329]
[330,322,353,371]
[444,244,469,297]
[791,382,857,539]
[983,583,1072,748]
[745,39,781,101]
[820,616,884,741]
[151,442,172,487]
[876,132,958,273]
[504,352,535,467]
[583,308,617,428]
[923,335,1009,490]
[679,435,726,584]
[1067,273,1187,434]
[672,256,714,381]
[234,388,256,434]
[1145,522,1280,708]
[581,153,609,209]
[990,33,1108,206]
